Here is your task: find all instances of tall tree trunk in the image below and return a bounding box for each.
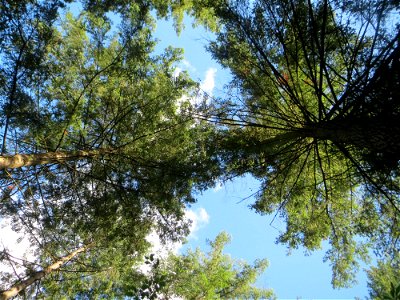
[306,116,400,169]
[0,245,91,300]
[0,148,116,170]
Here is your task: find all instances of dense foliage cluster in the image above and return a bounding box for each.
[0,0,221,298]
[0,0,399,299]
[198,0,400,290]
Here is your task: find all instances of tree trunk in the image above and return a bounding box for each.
[0,245,91,300]
[0,148,116,170]
[306,116,400,169]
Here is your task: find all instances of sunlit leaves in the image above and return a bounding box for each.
[159,232,275,299]
[367,253,400,300]
[0,1,219,297]
[200,0,400,288]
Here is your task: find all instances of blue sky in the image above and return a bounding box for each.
[0,7,371,299]
[153,17,370,299]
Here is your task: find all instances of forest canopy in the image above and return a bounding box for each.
[0,0,399,298]
[195,0,400,288]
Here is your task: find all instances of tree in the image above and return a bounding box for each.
[192,0,400,287]
[0,245,90,300]
[0,0,71,155]
[139,232,275,300]
[367,254,400,300]
[0,1,219,297]
[2,233,273,299]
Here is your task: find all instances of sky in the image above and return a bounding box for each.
[0,7,372,299]
[152,16,371,299]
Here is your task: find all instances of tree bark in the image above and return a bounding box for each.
[308,118,399,150]
[305,116,400,169]
[0,148,116,170]
[0,245,91,300]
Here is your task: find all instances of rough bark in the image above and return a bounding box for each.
[0,245,91,300]
[0,148,116,170]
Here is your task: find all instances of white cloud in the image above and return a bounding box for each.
[145,231,183,260]
[185,207,210,238]
[0,219,34,258]
[182,59,196,73]
[172,67,182,79]
[213,181,224,192]
[200,68,217,96]
[0,218,37,286]
[174,67,218,112]
[145,207,210,261]
[180,67,217,108]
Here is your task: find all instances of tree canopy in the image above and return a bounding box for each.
[1,0,400,297]
[193,0,400,288]
[367,254,400,300]
[137,232,275,300]
[0,0,220,297]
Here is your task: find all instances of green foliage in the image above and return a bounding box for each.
[383,283,400,300]
[155,232,275,299]
[196,0,400,288]
[0,0,67,154]
[367,254,400,300]
[2,0,399,296]
[37,247,144,299]
[0,1,220,298]
[133,254,169,300]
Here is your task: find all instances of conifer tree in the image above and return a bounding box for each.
[0,1,219,297]
[194,0,400,287]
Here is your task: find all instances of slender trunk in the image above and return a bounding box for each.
[0,148,116,170]
[0,245,91,300]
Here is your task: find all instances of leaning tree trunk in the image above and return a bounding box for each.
[0,245,91,300]
[0,148,116,170]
